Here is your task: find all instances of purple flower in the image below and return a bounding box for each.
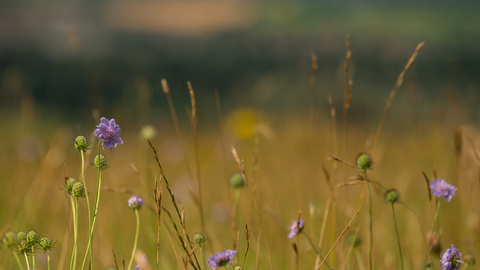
[287,217,305,238]
[128,195,145,210]
[133,254,147,270]
[430,178,457,202]
[94,117,123,151]
[206,249,236,269]
[439,244,462,270]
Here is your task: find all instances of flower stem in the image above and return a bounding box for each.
[82,142,102,270]
[301,231,334,270]
[391,203,404,270]
[13,251,24,270]
[74,197,79,269]
[70,196,77,270]
[80,148,93,268]
[32,247,36,270]
[48,250,51,270]
[127,209,140,270]
[24,253,30,270]
[364,170,373,270]
[422,199,441,269]
[199,244,206,270]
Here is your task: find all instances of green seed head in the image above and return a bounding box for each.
[17,231,27,245]
[234,266,243,270]
[356,153,372,171]
[347,233,362,248]
[193,233,207,244]
[39,237,54,252]
[2,231,18,248]
[27,231,39,246]
[74,136,91,152]
[385,189,400,204]
[93,154,108,170]
[73,182,85,197]
[230,172,245,189]
[65,177,77,196]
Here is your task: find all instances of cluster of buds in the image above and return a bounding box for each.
[2,230,55,255]
[64,177,85,198]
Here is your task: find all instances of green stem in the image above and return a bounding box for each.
[127,209,141,270]
[24,253,30,270]
[70,196,77,270]
[13,251,24,270]
[74,197,79,269]
[82,142,102,270]
[422,200,441,269]
[32,246,36,270]
[234,189,240,228]
[199,244,206,270]
[355,249,366,270]
[364,170,373,270]
[80,149,93,268]
[48,250,51,270]
[301,231,334,270]
[391,203,403,270]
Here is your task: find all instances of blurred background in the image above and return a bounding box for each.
[1,1,480,269]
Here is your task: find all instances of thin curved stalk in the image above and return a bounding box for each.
[127,209,140,270]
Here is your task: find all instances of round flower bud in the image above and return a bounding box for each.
[27,231,39,246]
[2,231,18,248]
[128,195,145,210]
[385,189,400,204]
[356,153,372,171]
[74,136,90,152]
[73,182,85,197]
[39,237,54,251]
[140,125,157,141]
[230,172,245,189]
[65,177,77,196]
[234,266,243,270]
[347,233,361,248]
[193,233,207,244]
[93,154,108,170]
[17,231,27,245]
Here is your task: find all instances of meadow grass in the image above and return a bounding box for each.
[1,40,478,270]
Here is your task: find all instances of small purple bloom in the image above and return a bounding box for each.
[128,195,145,210]
[94,117,123,151]
[206,249,236,269]
[133,254,147,270]
[439,244,462,270]
[287,217,305,239]
[430,178,457,202]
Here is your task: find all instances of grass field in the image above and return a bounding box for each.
[1,38,479,270]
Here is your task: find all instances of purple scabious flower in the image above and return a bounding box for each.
[206,249,236,269]
[133,254,147,270]
[287,217,305,239]
[128,195,145,210]
[439,244,462,270]
[94,117,123,151]
[430,178,457,202]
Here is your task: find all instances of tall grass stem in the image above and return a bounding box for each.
[80,149,92,266]
[13,251,24,270]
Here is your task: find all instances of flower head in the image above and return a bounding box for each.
[229,172,245,189]
[73,182,85,198]
[206,249,237,269]
[128,195,145,210]
[92,154,108,170]
[2,231,18,248]
[133,254,147,270]
[430,178,457,202]
[94,117,123,151]
[193,233,207,244]
[287,217,305,239]
[74,136,91,152]
[65,177,77,196]
[439,244,462,270]
[39,237,55,252]
[385,189,400,204]
[356,153,372,171]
